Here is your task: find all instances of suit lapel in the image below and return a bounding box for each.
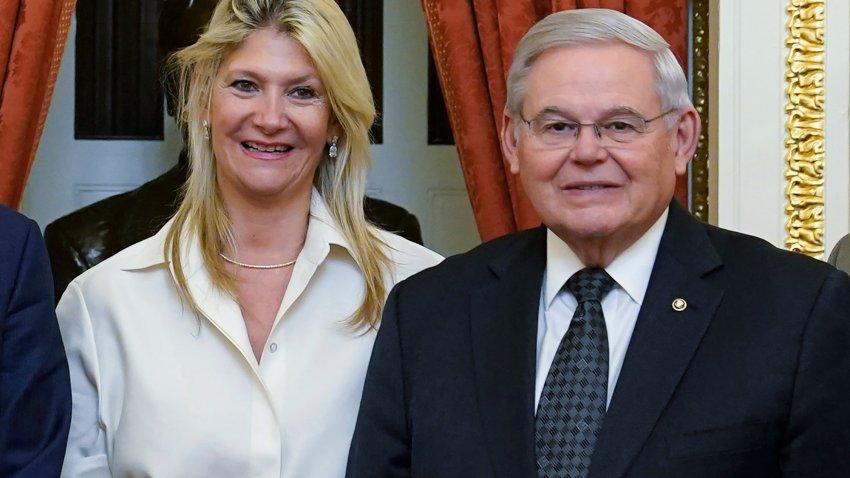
[589,203,725,478]
[470,228,546,478]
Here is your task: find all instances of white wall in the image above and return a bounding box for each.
[371,1,479,255]
[712,0,850,256]
[23,1,479,257]
[823,0,850,255]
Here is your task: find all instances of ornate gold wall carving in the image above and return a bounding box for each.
[784,0,825,258]
[691,0,710,222]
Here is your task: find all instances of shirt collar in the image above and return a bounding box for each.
[300,188,354,266]
[120,188,354,271]
[543,208,668,309]
[119,218,172,270]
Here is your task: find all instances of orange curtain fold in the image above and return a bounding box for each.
[422,0,688,241]
[0,0,76,209]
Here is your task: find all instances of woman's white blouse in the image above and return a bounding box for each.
[57,193,443,477]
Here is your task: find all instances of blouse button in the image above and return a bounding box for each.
[269,342,278,353]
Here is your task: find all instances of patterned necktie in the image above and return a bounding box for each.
[536,267,616,478]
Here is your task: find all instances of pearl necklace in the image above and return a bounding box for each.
[219,253,297,270]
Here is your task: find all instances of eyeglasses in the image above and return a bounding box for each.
[519,109,676,148]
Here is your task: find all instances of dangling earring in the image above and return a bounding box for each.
[202,120,210,140]
[328,136,339,158]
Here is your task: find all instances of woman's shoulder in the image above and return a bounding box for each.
[374,228,443,283]
[67,222,172,293]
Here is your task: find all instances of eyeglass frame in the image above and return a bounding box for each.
[518,108,678,147]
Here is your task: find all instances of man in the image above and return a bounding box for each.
[0,206,71,476]
[347,8,850,478]
[828,233,850,274]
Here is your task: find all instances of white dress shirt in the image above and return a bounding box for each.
[534,210,668,410]
[57,191,443,478]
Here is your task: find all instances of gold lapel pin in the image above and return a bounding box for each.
[672,298,687,311]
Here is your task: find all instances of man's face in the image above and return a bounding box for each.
[502,42,698,262]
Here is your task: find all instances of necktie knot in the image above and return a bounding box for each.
[566,267,616,303]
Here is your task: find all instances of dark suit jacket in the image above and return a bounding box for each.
[0,206,71,477]
[44,159,423,303]
[347,202,850,478]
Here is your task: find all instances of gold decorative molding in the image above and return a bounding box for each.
[690,0,710,222]
[784,0,825,259]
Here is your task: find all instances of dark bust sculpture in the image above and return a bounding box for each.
[44,156,422,302]
[44,0,422,302]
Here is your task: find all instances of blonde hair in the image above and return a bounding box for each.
[165,0,390,329]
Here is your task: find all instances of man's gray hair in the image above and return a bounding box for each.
[505,9,691,120]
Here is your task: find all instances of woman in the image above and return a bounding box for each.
[57,1,442,476]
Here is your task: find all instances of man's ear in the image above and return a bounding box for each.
[501,111,521,175]
[672,107,701,176]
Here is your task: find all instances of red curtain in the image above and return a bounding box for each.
[422,0,688,241]
[0,0,76,208]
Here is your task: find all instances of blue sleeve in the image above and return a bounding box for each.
[0,217,72,477]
